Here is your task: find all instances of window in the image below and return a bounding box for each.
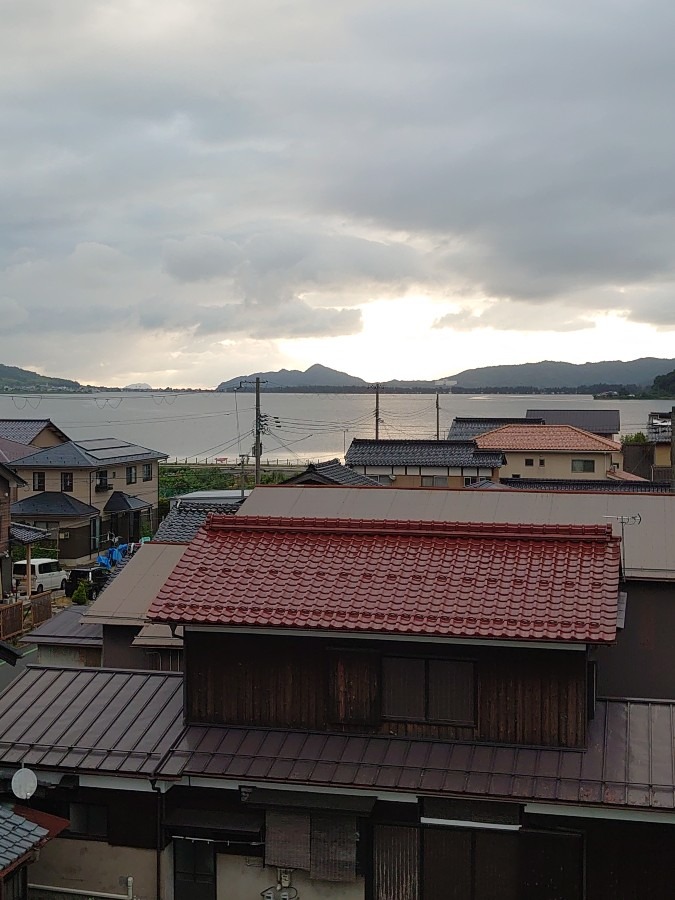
[382,657,476,725]
[539,458,545,467]
[61,471,73,492]
[3,866,27,900]
[126,465,137,484]
[464,476,479,487]
[90,516,101,551]
[421,475,448,487]
[524,458,534,467]
[96,470,109,489]
[33,472,45,491]
[571,459,595,473]
[174,838,216,900]
[68,803,108,839]
[142,463,153,482]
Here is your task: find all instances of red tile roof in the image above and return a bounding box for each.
[147,516,620,643]
[475,424,622,452]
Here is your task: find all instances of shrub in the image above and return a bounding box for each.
[71,581,89,606]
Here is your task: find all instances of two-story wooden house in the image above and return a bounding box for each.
[9,438,167,564]
[3,513,675,898]
[0,462,26,597]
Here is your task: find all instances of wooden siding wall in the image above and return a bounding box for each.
[186,633,587,748]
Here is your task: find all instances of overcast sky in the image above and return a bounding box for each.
[3,0,675,388]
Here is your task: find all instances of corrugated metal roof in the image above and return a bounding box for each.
[526,408,620,435]
[241,486,675,581]
[0,667,183,776]
[23,606,102,648]
[499,478,671,493]
[345,440,504,469]
[147,516,620,643]
[159,699,675,812]
[476,425,621,452]
[84,543,187,626]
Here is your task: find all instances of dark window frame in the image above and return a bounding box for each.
[174,837,216,900]
[142,463,153,482]
[61,471,74,492]
[524,458,534,467]
[126,465,137,485]
[571,459,595,473]
[381,656,477,727]
[32,471,45,492]
[66,802,108,841]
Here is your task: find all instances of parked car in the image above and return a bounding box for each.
[12,558,68,594]
[64,565,110,601]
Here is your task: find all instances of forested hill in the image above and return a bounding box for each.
[0,363,80,391]
[447,358,675,389]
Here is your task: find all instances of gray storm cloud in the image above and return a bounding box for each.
[2,0,675,383]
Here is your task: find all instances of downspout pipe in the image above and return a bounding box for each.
[27,876,133,899]
[151,778,164,900]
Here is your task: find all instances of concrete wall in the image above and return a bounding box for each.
[29,839,156,900]
[102,624,149,669]
[216,854,365,900]
[501,450,621,480]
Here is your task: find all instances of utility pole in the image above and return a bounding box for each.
[239,377,267,485]
[436,393,440,440]
[239,454,248,500]
[370,383,382,439]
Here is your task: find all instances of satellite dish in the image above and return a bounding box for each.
[11,767,38,800]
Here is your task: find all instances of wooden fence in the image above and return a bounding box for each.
[0,593,53,640]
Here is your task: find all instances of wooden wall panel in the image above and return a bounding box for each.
[373,825,419,900]
[186,633,587,748]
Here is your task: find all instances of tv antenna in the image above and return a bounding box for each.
[603,514,641,574]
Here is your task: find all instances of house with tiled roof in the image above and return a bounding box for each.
[7,509,675,898]
[10,437,168,564]
[345,438,505,487]
[474,424,623,480]
[0,463,25,597]
[0,418,69,448]
[281,458,382,487]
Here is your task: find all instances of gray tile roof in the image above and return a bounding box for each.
[0,667,183,776]
[499,478,673,493]
[0,463,25,489]
[104,491,151,513]
[23,605,102,647]
[0,419,68,445]
[282,459,382,487]
[345,439,505,469]
[11,492,99,518]
[0,804,48,870]
[447,417,540,440]
[10,438,168,469]
[153,500,242,543]
[9,523,51,544]
[526,408,620,435]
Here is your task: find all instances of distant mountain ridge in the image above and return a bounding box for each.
[447,357,675,389]
[217,363,367,391]
[217,358,675,392]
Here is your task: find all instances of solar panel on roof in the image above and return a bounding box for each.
[78,438,130,450]
[87,445,146,460]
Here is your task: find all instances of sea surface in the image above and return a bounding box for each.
[0,392,665,463]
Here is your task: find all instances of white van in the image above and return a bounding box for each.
[12,558,68,594]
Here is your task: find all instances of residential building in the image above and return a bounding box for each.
[526,408,620,440]
[282,458,382,487]
[0,463,25,597]
[474,424,622,479]
[0,419,69,449]
[9,438,167,564]
[23,605,102,667]
[345,439,505,487]
[447,416,542,440]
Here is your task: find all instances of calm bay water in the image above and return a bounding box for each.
[0,392,661,463]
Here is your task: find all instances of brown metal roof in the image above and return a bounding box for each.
[22,605,102,648]
[84,543,187,626]
[0,667,183,777]
[158,700,675,812]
